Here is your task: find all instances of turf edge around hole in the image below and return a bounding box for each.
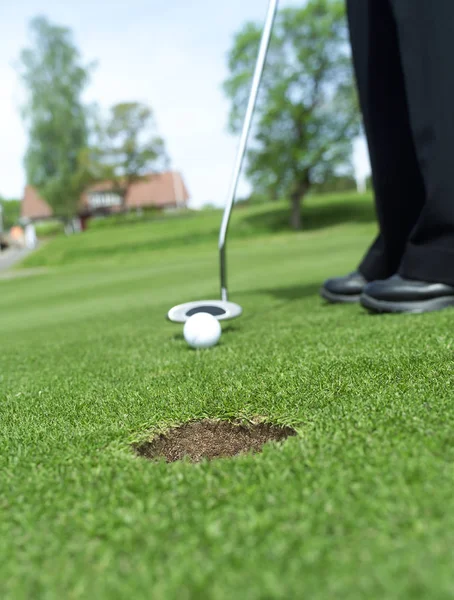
[133,419,298,463]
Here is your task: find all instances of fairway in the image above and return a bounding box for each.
[1,194,454,599]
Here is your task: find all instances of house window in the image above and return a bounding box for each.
[88,192,123,209]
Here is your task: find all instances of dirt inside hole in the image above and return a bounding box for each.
[134,419,297,463]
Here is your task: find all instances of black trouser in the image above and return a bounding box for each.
[347,0,454,285]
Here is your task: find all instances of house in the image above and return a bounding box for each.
[21,186,54,221]
[21,171,190,222]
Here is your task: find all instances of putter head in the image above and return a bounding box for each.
[167,300,243,323]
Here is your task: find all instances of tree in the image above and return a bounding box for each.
[0,198,21,230]
[18,16,94,219]
[224,0,360,229]
[99,102,168,207]
[310,173,358,195]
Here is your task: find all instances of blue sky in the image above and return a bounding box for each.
[0,0,370,207]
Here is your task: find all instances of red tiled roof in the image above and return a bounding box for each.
[21,185,54,219]
[128,172,189,208]
[80,172,190,210]
[21,172,190,219]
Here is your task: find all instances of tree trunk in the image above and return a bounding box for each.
[290,173,310,230]
[121,183,129,211]
[290,192,303,230]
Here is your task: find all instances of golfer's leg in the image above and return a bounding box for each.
[390,1,454,285]
[347,0,426,281]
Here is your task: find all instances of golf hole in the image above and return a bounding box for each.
[134,419,297,463]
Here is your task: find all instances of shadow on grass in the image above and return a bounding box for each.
[257,282,322,301]
[169,286,324,334]
[243,198,376,234]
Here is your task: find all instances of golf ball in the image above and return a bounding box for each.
[183,312,222,349]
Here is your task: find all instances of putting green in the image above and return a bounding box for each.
[1,194,454,599]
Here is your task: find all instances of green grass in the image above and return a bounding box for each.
[21,192,375,268]
[86,207,191,232]
[34,219,65,238]
[2,192,454,599]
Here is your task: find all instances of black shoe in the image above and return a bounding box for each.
[320,271,367,304]
[360,274,454,314]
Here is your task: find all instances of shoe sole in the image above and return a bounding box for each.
[360,293,454,314]
[320,287,362,304]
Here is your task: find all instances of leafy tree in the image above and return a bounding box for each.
[311,173,357,195]
[224,0,360,229]
[98,102,168,206]
[0,198,21,230]
[18,16,95,219]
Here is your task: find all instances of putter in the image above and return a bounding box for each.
[168,0,279,323]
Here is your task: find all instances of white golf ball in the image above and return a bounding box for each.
[183,312,222,349]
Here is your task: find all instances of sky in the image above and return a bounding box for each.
[0,0,370,208]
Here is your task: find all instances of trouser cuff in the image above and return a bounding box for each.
[399,243,454,286]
